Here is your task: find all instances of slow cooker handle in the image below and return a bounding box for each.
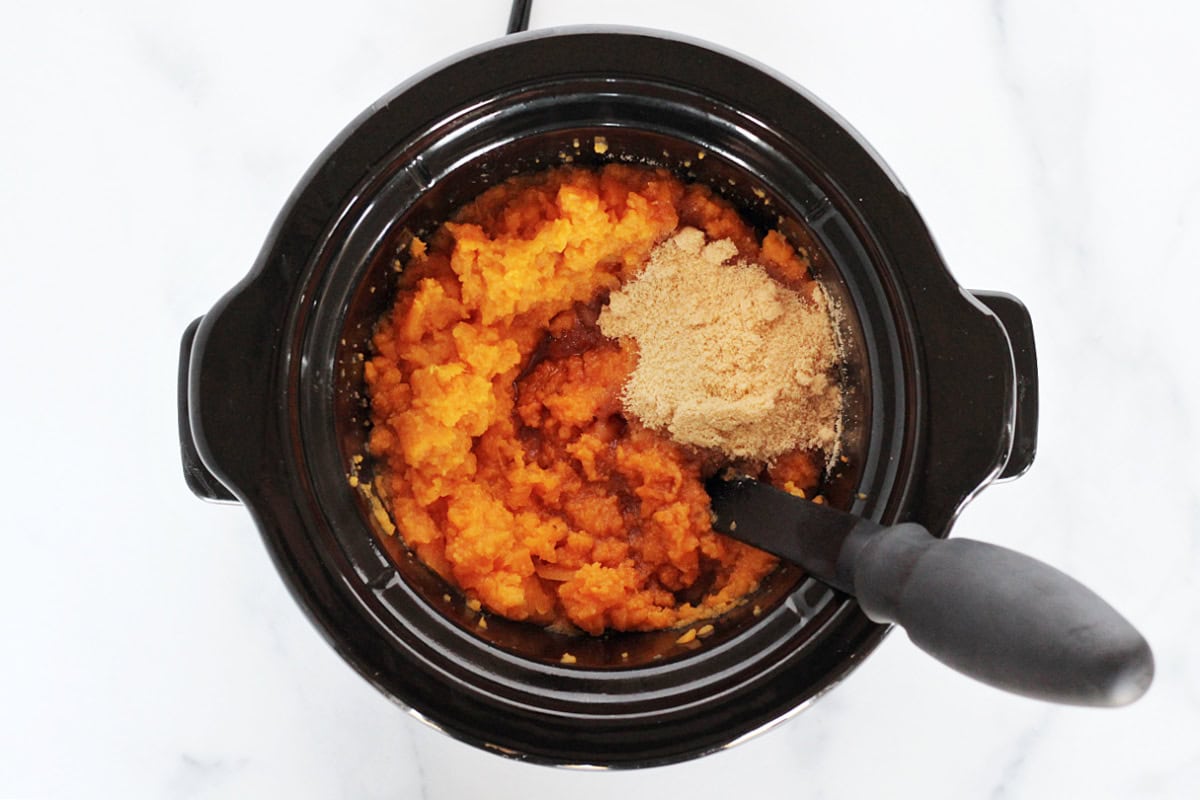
[178,317,238,503]
[971,291,1038,480]
[177,262,288,506]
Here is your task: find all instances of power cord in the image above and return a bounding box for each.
[507,0,532,34]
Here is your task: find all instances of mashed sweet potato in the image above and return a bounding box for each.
[364,164,826,634]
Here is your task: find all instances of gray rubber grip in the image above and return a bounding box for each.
[850,524,1154,707]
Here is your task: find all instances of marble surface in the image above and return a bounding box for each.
[2,0,1198,797]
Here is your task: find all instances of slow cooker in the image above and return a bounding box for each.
[178,28,1038,767]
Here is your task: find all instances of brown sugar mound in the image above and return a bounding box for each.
[598,227,842,463]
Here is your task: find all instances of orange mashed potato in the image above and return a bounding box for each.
[364,164,824,634]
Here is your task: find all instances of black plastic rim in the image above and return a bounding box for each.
[183,27,1022,767]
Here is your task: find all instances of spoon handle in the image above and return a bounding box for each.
[846,523,1154,706]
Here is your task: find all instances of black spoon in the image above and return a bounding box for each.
[706,475,1154,706]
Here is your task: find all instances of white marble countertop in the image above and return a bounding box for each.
[3,0,1198,797]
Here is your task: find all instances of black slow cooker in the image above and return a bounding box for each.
[177,28,1037,767]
